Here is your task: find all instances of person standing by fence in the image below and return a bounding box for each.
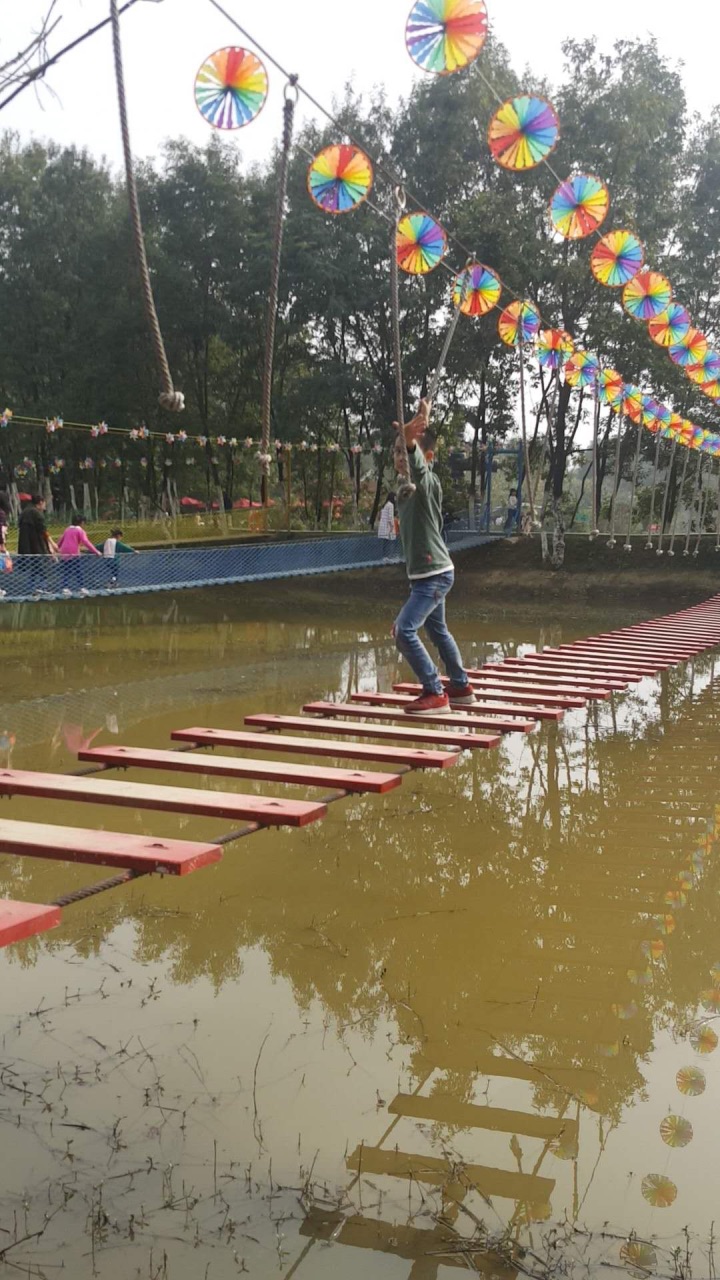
[17,495,58,597]
[377,492,397,561]
[57,516,102,595]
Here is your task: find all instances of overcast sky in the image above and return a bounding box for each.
[1,0,717,176]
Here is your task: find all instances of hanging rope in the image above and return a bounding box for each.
[667,443,691,558]
[694,458,711,557]
[683,453,704,556]
[622,422,645,551]
[110,0,184,414]
[644,431,663,550]
[606,417,628,548]
[590,395,601,538]
[390,189,415,501]
[518,340,536,527]
[534,371,559,528]
[426,269,469,403]
[260,79,298,504]
[656,437,678,556]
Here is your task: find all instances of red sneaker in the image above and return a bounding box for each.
[446,683,477,708]
[403,692,450,716]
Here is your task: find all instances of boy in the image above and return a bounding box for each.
[392,400,476,715]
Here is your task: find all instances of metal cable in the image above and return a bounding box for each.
[645,431,663,549]
[590,395,601,538]
[667,443,691,558]
[622,422,644,551]
[694,461,711,557]
[109,0,184,413]
[606,417,628,548]
[390,190,414,501]
[683,453,704,556]
[656,436,678,556]
[518,340,536,526]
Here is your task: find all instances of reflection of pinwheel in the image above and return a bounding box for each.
[307,145,373,214]
[622,385,643,423]
[396,212,447,274]
[648,303,691,348]
[687,351,720,385]
[660,1115,693,1148]
[591,230,644,288]
[620,1241,657,1277]
[676,1065,706,1095]
[550,174,609,239]
[641,1174,677,1208]
[641,939,665,960]
[195,47,268,130]
[623,270,673,321]
[536,329,574,371]
[405,0,488,74]
[597,368,624,409]
[497,299,541,346]
[488,96,560,171]
[700,987,720,1012]
[452,262,501,316]
[565,350,599,388]
[669,328,708,368]
[689,1023,718,1054]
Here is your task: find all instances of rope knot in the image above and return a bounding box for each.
[158,391,185,413]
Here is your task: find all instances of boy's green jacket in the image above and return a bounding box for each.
[397,446,454,580]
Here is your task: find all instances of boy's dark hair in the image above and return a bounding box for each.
[30,494,43,506]
[386,492,396,505]
[110,528,123,537]
[72,514,85,525]
[419,429,437,452]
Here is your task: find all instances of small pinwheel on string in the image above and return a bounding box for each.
[497,299,541,347]
[307,145,373,214]
[405,0,488,75]
[195,47,269,130]
[396,211,448,275]
[536,328,574,371]
[488,95,560,171]
[452,262,501,316]
[550,174,609,240]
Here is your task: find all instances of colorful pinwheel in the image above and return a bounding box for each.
[622,385,643,423]
[396,212,447,274]
[550,174,609,240]
[195,47,268,130]
[307,145,373,214]
[497,299,541,346]
[596,368,624,409]
[648,303,691,348]
[452,262,501,316]
[668,328,709,368]
[405,0,488,75]
[565,350,599,389]
[687,351,720,385]
[641,395,661,429]
[590,230,644,288]
[701,379,720,401]
[536,329,574,371]
[622,270,673,321]
[488,96,560,171]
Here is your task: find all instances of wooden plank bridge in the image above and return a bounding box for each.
[1,594,720,949]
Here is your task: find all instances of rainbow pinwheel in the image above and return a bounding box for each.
[549,174,609,240]
[536,328,574,371]
[596,368,624,409]
[307,145,373,214]
[497,299,541,346]
[668,328,708,368]
[565,350,599,389]
[622,270,673,321]
[488,96,560,171]
[405,0,488,74]
[701,379,720,401]
[195,47,268,130]
[590,230,644,288]
[622,385,643,423]
[452,262,501,316]
[396,212,447,274]
[687,351,720,385]
[648,303,691,348]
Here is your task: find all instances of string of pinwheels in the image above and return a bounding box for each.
[200,1,720,550]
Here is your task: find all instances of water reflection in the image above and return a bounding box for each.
[0,592,719,1276]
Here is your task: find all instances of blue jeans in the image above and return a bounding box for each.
[394,570,468,696]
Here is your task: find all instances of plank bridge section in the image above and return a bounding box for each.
[1,595,719,949]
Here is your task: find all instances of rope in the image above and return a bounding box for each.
[518,341,536,526]
[260,80,298,502]
[694,460,711,557]
[683,453,704,556]
[426,291,465,403]
[534,371,559,527]
[644,431,663,550]
[390,189,414,501]
[656,436,678,556]
[606,417,628,548]
[109,0,184,414]
[622,421,644,551]
[590,394,600,538]
[667,443,691,558]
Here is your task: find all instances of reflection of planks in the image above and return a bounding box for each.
[389,1093,578,1141]
[347,1146,554,1203]
[416,1045,599,1091]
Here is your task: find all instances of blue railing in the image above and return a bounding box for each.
[0,531,495,602]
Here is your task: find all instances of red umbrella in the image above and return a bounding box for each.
[17,492,32,502]
[233,498,251,510]
[180,496,204,509]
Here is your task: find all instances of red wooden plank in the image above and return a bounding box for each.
[467,672,613,699]
[354,692,535,731]
[79,746,402,795]
[390,681,586,710]
[305,697,560,726]
[299,701,507,742]
[538,651,663,675]
[0,769,326,829]
[501,657,644,680]
[172,726,461,767]
[0,899,61,947]
[564,644,691,664]
[245,711,500,748]
[0,818,222,874]
[477,663,626,691]
[575,637,703,655]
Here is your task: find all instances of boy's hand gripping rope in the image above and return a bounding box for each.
[110,0,184,414]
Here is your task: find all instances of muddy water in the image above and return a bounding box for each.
[0,579,719,1279]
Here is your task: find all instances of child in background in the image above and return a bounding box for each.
[392,400,476,715]
[504,488,519,533]
[101,528,137,587]
[57,516,102,595]
[377,492,397,560]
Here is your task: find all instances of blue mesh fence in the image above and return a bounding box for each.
[0,531,497,602]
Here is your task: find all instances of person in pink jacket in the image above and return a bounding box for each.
[57,516,102,596]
